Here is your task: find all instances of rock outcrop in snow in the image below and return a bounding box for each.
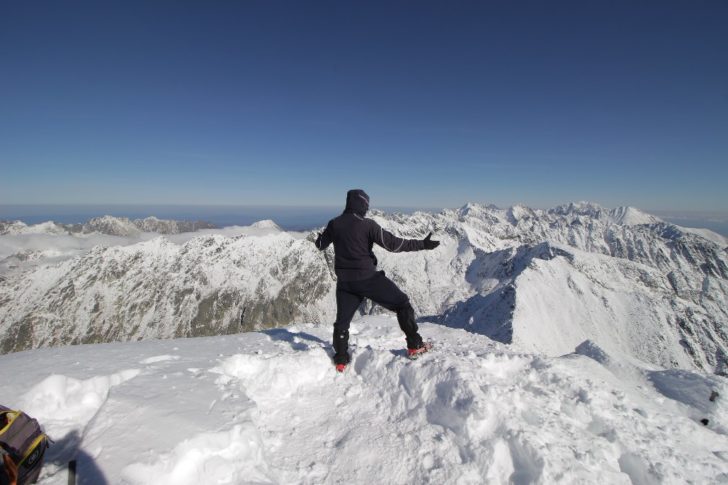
[0,203,727,375]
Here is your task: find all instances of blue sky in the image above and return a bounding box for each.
[1,1,726,211]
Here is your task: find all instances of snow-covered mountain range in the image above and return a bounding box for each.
[1,203,726,376]
[0,215,217,237]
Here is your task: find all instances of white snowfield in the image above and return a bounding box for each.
[1,317,726,484]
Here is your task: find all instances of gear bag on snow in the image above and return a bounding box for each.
[0,405,48,484]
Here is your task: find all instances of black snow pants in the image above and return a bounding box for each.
[333,271,423,363]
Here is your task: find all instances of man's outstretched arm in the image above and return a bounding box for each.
[372,222,439,253]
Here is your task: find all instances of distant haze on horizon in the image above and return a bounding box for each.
[2,202,728,237]
[1,1,726,211]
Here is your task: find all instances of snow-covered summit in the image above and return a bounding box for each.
[0,318,726,484]
[0,220,69,235]
[609,205,662,226]
[83,215,142,236]
[457,202,502,217]
[82,215,217,235]
[506,203,538,224]
[249,219,283,231]
[446,201,664,232]
[548,201,662,226]
[550,201,611,218]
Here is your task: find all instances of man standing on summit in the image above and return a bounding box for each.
[315,189,440,371]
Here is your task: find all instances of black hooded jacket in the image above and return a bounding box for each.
[315,189,425,281]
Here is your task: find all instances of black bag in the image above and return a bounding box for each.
[0,406,48,485]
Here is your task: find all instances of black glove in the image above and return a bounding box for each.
[423,232,440,250]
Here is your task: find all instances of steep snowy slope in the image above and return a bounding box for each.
[1,203,726,375]
[0,319,726,485]
[370,204,728,373]
[0,232,334,352]
[436,242,728,372]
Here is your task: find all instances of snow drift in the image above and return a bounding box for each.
[0,318,726,484]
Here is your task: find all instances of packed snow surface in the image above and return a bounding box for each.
[1,317,726,484]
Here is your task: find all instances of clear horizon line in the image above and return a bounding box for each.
[1,202,728,215]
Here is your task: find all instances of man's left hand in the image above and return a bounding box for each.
[423,232,440,250]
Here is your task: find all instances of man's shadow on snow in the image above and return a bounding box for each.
[262,328,328,351]
[44,430,108,485]
[388,349,409,358]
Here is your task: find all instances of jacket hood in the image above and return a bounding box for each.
[344,189,369,216]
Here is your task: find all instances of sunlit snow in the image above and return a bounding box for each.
[1,318,726,484]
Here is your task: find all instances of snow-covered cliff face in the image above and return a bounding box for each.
[1,203,726,375]
[372,202,728,373]
[0,231,334,353]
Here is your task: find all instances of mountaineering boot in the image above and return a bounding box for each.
[407,341,433,359]
[333,351,350,372]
